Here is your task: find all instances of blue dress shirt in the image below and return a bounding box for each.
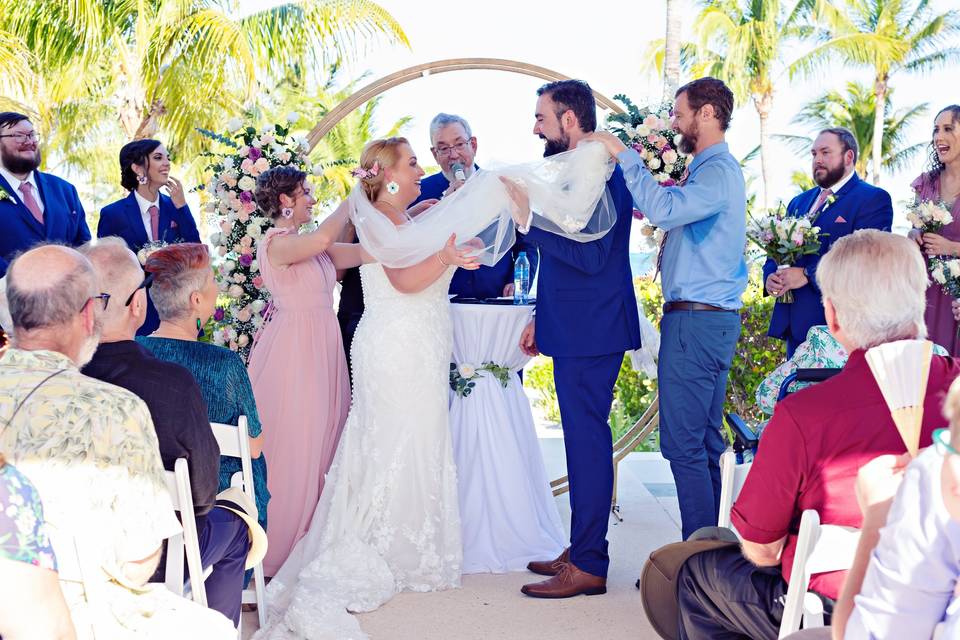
[846,447,960,639]
[617,142,748,310]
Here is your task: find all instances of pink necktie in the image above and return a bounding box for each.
[148,205,160,242]
[18,182,43,225]
[808,188,833,217]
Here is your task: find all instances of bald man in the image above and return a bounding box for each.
[0,243,236,636]
[80,238,249,627]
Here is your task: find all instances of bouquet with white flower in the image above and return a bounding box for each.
[747,204,825,303]
[197,119,317,362]
[136,241,169,266]
[907,199,953,234]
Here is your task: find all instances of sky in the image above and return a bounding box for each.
[243,0,960,229]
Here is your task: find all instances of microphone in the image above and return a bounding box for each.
[452,162,466,182]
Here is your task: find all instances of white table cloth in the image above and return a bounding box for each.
[449,301,566,574]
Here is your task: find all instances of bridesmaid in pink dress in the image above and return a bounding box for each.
[913,105,960,355]
[247,166,368,575]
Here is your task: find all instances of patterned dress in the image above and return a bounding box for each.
[137,336,270,531]
[0,462,57,571]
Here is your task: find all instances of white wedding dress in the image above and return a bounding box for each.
[255,264,462,640]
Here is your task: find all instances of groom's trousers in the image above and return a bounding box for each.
[658,309,741,540]
[553,352,623,579]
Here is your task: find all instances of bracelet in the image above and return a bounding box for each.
[437,251,449,266]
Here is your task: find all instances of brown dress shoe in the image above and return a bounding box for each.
[520,561,606,599]
[526,547,569,576]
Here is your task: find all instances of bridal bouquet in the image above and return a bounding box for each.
[636,215,666,253]
[198,113,319,361]
[747,204,825,303]
[136,241,169,265]
[907,200,953,234]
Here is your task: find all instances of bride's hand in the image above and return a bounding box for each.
[579,131,626,159]
[439,234,481,270]
[499,177,530,229]
[407,198,439,218]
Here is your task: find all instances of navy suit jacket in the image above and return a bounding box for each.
[0,170,90,277]
[764,173,893,343]
[414,169,539,299]
[521,166,641,358]
[98,191,201,335]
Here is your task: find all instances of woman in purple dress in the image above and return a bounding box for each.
[911,105,960,354]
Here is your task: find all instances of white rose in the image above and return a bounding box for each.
[224,259,236,272]
[278,151,292,164]
[674,134,682,146]
[226,117,243,132]
[228,284,244,298]
[286,111,300,124]
[647,157,662,170]
[246,223,262,238]
[238,333,249,348]
[252,299,266,313]
[238,176,256,192]
[663,149,679,165]
[949,260,960,278]
[259,132,275,146]
[250,259,259,273]
[664,163,674,174]
[635,124,651,138]
[457,363,476,378]
[209,232,222,246]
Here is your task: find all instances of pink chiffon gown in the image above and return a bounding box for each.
[913,172,960,356]
[248,227,350,575]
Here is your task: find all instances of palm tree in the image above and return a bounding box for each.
[793,0,960,184]
[0,0,407,174]
[689,0,806,209]
[776,81,929,177]
[663,0,683,100]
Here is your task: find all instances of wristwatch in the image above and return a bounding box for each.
[803,266,813,281]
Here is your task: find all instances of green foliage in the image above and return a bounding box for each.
[525,357,561,422]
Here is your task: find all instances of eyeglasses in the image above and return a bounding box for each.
[0,132,39,143]
[933,428,960,457]
[434,140,472,158]
[124,272,154,307]
[80,293,111,313]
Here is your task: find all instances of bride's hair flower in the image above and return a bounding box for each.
[351,161,380,180]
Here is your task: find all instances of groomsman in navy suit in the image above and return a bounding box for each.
[511,80,640,599]
[98,139,200,335]
[413,112,538,299]
[764,128,893,356]
[0,112,90,278]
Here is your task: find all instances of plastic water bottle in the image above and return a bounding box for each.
[513,251,530,304]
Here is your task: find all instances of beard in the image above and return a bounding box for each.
[541,132,571,158]
[677,121,698,155]
[0,146,41,174]
[74,318,103,368]
[814,162,846,188]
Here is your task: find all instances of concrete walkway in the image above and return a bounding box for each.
[243,436,681,640]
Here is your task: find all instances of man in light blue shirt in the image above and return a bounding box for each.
[587,77,748,539]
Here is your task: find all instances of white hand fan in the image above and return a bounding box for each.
[865,339,934,457]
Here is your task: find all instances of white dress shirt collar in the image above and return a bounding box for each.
[133,189,160,216]
[0,164,40,206]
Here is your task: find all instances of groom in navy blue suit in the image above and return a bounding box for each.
[515,80,641,599]
[764,128,893,356]
[0,112,90,278]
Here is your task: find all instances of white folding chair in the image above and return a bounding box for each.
[717,450,752,530]
[778,509,860,637]
[164,457,208,607]
[211,416,268,628]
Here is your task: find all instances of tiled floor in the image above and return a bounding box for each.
[241,437,681,640]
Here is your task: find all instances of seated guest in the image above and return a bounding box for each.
[79,238,251,626]
[832,376,960,639]
[0,112,90,278]
[136,243,268,534]
[0,457,76,640]
[97,139,200,335]
[674,230,960,639]
[0,244,235,638]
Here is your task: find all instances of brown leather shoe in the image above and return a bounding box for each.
[521,561,606,599]
[526,547,569,576]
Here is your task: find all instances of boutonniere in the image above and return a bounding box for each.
[822,194,838,210]
[0,186,13,203]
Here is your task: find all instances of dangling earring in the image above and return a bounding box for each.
[196,318,203,332]
[386,181,400,195]
[281,207,294,219]
[137,173,148,185]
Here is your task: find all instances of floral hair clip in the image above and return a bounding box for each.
[351,161,380,180]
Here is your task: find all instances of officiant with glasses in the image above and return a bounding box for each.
[763,128,893,357]
[413,112,538,300]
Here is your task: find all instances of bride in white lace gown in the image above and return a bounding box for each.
[255,138,480,640]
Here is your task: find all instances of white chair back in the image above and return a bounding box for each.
[211,416,268,629]
[718,451,752,531]
[778,509,860,637]
[164,457,208,607]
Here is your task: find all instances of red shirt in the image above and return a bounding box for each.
[730,349,960,600]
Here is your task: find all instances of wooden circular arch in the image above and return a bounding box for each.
[307,57,625,151]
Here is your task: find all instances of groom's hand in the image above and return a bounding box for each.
[519,320,538,356]
[580,131,627,159]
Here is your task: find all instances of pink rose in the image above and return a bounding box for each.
[243,201,257,215]
[643,115,659,128]
[254,157,270,173]
[252,275,264,289]
[654,136,667,150]
[240,158,255,175]
[219,220,232,234]
[237,211,250,223]
[646,134,658,144]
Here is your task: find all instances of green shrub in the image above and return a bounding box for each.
[525,357,561,422]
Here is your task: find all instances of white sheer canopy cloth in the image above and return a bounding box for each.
[347,141,618,268]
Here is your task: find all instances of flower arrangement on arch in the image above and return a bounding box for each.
[747,203,826,303]
[198,112,320,361]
